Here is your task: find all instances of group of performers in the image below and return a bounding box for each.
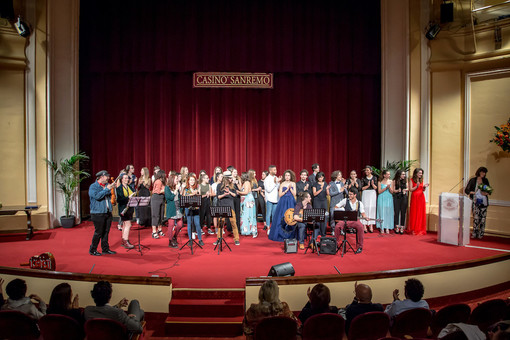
[88,163,490,256]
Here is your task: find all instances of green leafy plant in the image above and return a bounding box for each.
[45,152,90,217]
[371,160,417,178]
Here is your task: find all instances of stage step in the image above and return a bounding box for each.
[166,288,245,337]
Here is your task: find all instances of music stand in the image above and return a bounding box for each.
[334,210,357,257]
[210,206,232,255]
[127,196,151,255]
[303,208,326,256]
[179,195,202,254]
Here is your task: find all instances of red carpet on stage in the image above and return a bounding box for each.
[0,222,509,288]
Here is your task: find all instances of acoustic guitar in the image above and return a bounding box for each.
[284,208,303,226]
[20,252,56,271]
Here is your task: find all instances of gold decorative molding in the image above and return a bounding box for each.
[0,23,27,70]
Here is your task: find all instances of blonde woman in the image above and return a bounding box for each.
[180,166,189,186]
[243,280,300,338]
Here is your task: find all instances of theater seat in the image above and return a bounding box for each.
[440,330,469,340]
[85,318,128,340]
[39,314,83,340]
[348,311,390,340]
[254,316,298,340]
[389,308,432,339]
[430,303,471,338]
[302,313,345,340]
[469,299,508,333]
[0,310,40,340]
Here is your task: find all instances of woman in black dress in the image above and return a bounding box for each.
[312,171,329,238]
[116,173,135,248]
[391,170,408,234]
[464,167,491,239]
[136,167,152,228]
[346,170,362,201]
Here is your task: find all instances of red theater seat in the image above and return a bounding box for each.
[39,314,83,340]
[430,303,471,338]
[85,318,128,340]
[390,308,432,339]
[348,311,390,340]
[254,316,298,340]
[0,310,40,340]
[302,312,345,340]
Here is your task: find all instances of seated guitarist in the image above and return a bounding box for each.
[293,191,313,250]
[334,188,366,254]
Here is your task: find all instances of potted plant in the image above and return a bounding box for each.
[371,160,417,178]
[45,152,90,228]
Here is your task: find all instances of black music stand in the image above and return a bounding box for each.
[180,195,202,254]
[303,208,326,256]
[210,206,232,255]
[334,210,357,257]
[126,196,151,255]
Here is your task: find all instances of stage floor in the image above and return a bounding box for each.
[1,222,509,288]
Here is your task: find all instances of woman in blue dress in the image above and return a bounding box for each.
[377,170,394,234]
[239,172,258,237]
[268,170,297,242]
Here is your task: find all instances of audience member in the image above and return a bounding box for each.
[84,280,144,334]
[344,282,383,333]
[489,321,510,340]
[298,283,338,324]
[47,282,84,326]
[243,279,300,338]
[0,278,47,319]
[438,322,485,340]
[384,278,429,320]
[0,278,4,307]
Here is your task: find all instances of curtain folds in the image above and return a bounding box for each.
[79,0,381,177]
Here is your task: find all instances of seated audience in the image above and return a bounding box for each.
[344,282,383,333]
[489,321,510,340]
[47,282,84,326]
[0,278,4,307]
[384,278,429,320]
[438,322,485,340]
[0,278,47,319]
[298,283,338,324]
[243,279,300,338]
[84,280,144,334]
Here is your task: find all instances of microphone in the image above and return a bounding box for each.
[333,265,341,275]
[448,178,464,193]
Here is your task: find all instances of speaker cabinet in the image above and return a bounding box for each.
[268,262,295,277]
[319,237,337,255]
[284,239,297,253]
[441,2,454,23]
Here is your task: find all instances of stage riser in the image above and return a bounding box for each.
[167,289,245,337]
[165,317,243,337]
[172,289,245,300]
[170,300,244,318]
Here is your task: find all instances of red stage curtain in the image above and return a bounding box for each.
[79,0,381,179]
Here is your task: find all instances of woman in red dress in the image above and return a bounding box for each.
[408,168,429,235]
